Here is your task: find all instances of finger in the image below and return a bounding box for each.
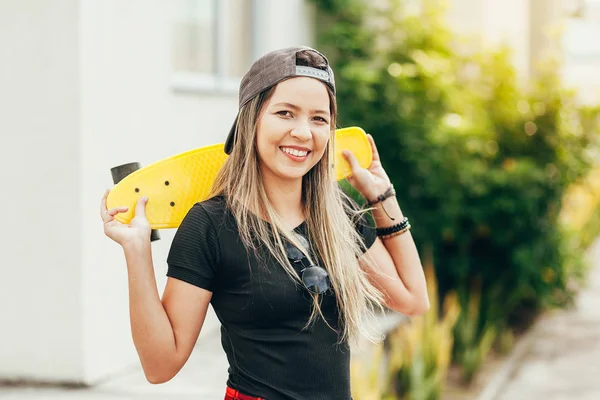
[367,134,381,162]
[100,189,110,217]
[342,150,360,171]
[135,196,148,218]
[104,206,129,223]
[106,207,129,216]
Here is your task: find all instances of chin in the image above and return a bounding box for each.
[261,153,320,182]
[276,168,309,181]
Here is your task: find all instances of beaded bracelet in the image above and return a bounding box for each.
[379,224,411,240]
[376,217,410,237]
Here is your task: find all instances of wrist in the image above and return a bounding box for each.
[365,184,396,206]
[375,217,411,239]
[122,237,151,254]
[372,198,404,227]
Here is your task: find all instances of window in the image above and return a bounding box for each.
[170,0,258,93]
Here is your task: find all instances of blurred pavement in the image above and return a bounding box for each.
[0,330,229,399]
[493,238,600,400]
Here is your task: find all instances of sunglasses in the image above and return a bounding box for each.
[283,233,331,295]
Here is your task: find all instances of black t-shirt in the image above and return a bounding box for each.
[166,195,376,400]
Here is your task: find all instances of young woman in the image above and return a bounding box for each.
[100,46,429,400]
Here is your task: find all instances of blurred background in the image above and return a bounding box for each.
[1,0,600,399]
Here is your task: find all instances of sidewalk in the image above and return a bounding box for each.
[0,330,230,399]
[489,239,600,400]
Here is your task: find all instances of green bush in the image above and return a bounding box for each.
[312,0,600,383]
[452,280,498,384]
[350,257,459,400]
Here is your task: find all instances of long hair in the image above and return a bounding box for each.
[210,50,385,343]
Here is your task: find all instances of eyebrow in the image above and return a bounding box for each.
[272,102,330,115]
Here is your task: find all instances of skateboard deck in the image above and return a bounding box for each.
[107,126,372,229]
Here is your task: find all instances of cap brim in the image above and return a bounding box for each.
[224,113,239,155]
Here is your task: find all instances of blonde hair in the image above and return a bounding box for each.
[210,51,385,343]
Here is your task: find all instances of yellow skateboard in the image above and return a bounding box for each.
[107,126,372,230]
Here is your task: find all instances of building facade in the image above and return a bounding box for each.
[0,0,315,385]
[444,0,600,103]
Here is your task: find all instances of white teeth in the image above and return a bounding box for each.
[281,147,308,157]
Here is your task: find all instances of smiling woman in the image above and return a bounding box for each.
[100,46,429,400]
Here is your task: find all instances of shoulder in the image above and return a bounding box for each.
[194,195,227,215]
[174,196,229,241]
[185,195,228,221]
[337,190,377,251]
[167,198,225,291]
[183,195,237,237]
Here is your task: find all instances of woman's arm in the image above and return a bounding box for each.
[358,197,429,316]
[101,191,212,384]
[123,241,212,383]
[342,134,429,316]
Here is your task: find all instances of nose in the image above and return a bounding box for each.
[290,120,312,141]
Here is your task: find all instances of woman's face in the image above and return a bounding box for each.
[255,76,331,185]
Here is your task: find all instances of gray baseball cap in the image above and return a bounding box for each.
[224,46,336,155]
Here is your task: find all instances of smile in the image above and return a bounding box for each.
[280,147,310,158]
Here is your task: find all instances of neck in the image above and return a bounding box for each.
[261,174,305,229]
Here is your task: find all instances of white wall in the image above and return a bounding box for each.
[529,0,564,76]
[258,0,315,53]
[1,0,316,386]
[0,0,83,382]
[562,2,600,105]
[445,0,531,81]
[79,0,249,383]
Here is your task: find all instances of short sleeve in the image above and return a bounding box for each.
[166,203,220,291]
[355,211,377,252]
[342,194,377,253]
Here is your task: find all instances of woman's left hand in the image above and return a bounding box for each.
[342,134,392,202]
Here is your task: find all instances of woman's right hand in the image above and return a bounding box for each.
[100,189,151,247]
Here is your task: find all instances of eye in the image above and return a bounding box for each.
[313,116,329,124]
[276,110,292,117]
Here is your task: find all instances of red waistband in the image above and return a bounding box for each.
[225,386,265,400]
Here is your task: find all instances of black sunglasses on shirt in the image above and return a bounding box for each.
[283,233,331,295]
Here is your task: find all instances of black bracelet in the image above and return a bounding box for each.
[379,224,411,240]
[376,217,410,237]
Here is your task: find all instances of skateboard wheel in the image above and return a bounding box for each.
[110,161,161,242]
[149,230,160,242]
[110,162,141,184]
